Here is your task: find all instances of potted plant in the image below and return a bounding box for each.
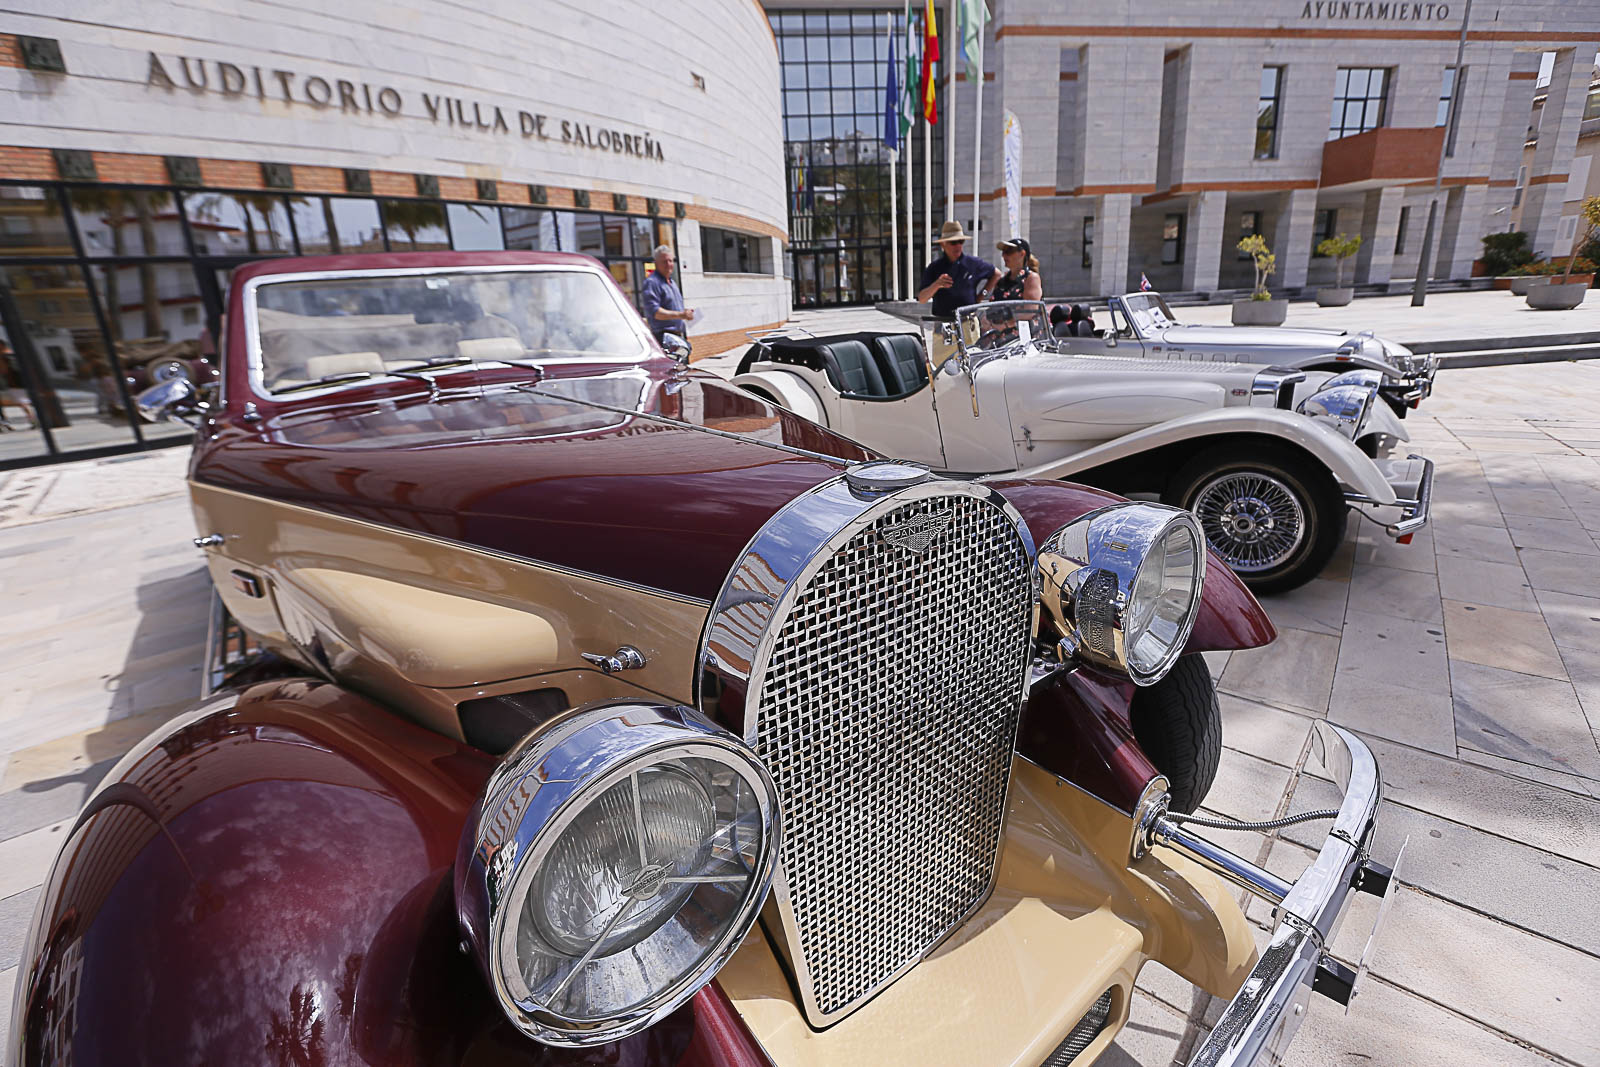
[1233,235,1287,325]
[1314,233,1362,306]
[1527,198,1599,310]
[1483,231,1533,289]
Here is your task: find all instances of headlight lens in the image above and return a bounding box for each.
[1296,382,1374,440]
[458,702,779,1046]
[1037,502,1206,686]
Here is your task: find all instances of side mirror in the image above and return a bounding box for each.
[1104,330,1118,348]
[660,333,692,363]
[136,376,202,425]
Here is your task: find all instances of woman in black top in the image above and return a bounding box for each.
[992,236,1042,302]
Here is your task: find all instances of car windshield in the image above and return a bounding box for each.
[957,300,1050,354]
[252,268,650,394]
[1119,293,1179,334]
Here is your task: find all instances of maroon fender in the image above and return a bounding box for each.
[992,480,1277,655]
[1016,667,1158,814]
[9,679,770,1067]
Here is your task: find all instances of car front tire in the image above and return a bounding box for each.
[1163,442,1346,594]
[1130,654,1221,814]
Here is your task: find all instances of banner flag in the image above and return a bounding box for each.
[920,0,939,124]
[955,0,990,82]
[884,31,900,151]
[1002,109,1022,237]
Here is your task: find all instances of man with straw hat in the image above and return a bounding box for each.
[917,220,1001,369]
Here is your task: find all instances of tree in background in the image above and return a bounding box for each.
[1315,233,1363,289]
[1480,231,1533,276]
[1237,234,1276,300]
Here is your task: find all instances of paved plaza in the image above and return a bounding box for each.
[0,353,1596,1064]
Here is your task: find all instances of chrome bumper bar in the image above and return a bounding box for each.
[1145,723,1395,1067]
[1345,454,1434,540]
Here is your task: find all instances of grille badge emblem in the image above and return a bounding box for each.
[879,512,953,553]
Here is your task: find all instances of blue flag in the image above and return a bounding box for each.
[884,33,900,152]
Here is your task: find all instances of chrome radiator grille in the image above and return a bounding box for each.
[750,492,1033,1020]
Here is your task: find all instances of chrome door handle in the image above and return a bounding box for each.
[581,646,647,675]
[193,534,225,549]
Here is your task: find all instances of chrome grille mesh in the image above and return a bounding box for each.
[751,492,1032,1018]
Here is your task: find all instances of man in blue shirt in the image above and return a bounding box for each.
[641,245,694,346]
[917,220,1001,321]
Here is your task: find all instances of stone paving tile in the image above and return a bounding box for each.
[1333,608,1450,694]
[1350,521,1435,574]
[1105,989,1187,1067]
[1458,748,1600,801]
[1434,555,1538,612]
[1536,588,1600,652]
[1442,600,1567,681]
[1218,627,1338,714]
[1430,520,1519,565]
[0,821,68,901]
[1519,546,1600,599]
[1217,694,1317,769]
[1326,671,1457,757]
[0,889,39,972]
[1491,486,1578,519]
[1346,563,1442,623]
[1506,512,1600,555]
[1198,748,1293,825]
[1450,660,1600,783]
[1254,577,1349,638]
[0,759,115,844]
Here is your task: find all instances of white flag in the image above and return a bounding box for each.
[1002,109,1022,238]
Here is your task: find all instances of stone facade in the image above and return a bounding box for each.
[932,0,1600,296]
[0,3,791,351]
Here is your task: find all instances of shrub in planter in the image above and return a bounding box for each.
[1233,235,1288,324]
[1481,231,1534,276]
[1314,233,1361,306]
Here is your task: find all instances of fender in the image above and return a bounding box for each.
[1360,395,1411,443]
[8,680,768,1067]
[996,407,1399,504]
[730,368,831,427]
[1284,351,1409,379]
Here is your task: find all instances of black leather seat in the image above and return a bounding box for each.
[869,334,930,399]
[1072,304,1097,337]
[821,339,888,397]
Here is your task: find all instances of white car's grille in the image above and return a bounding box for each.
[749,492,1033,1019]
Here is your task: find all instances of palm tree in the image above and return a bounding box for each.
[380,199,447,250]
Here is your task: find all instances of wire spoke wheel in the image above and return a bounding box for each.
[1191,471,1307,573]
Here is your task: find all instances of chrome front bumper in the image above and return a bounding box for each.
[1382,355,1436,409]
[1345,454,1434,540]
[1148,723,1396,1067]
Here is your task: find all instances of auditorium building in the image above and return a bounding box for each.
[0,1,788,467]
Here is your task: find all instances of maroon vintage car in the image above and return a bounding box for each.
[10,252,1398,1067]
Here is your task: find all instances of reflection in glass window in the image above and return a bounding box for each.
[1329,68,1389,140]
[381,199,449,251]
[572,214,605,257]
[182,192,293,255]
[447,203,504,251]
[503,207,560,251]
[0,187,71,257]
[1,263,139,456]
[89,262,205,441]
[703,227,769,274]
[1256,67,1284,160]
[68,188,182,257]
[290,197,384,255]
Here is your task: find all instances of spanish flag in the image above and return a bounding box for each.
[919,0,939,124]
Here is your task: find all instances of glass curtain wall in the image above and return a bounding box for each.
[0,181,676,469]
[772,9,943,307]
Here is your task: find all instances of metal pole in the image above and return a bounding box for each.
[1412,0,1472,306]
[888,14,900,300]
[972,27,985,239]
[924,109,932,265]
[944,1,957,224]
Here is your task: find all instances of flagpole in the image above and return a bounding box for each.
[944,0,956,223]
[887,13,900,300]
[971,26,984,239]
[906,101,915,296]
[923,112,931,265]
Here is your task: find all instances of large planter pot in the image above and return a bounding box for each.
[1232,298,1289,326]
[1315,286,1354,307]
[1526,281,1589,310]
[1492,276,1517,290]
[1509,276,1539,295]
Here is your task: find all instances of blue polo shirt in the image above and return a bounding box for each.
[920,252,997,320]
[640,271,685,339]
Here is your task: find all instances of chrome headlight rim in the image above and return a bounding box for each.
[150,359,191,384]
[1296,382,1375,440]
[459,701,780,1048]
[1036,502,1207,687]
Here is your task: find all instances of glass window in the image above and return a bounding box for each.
[1256,67,1284,160]
[290,197,384,255]
[1330,68,1389,140]
[68,188,183,256]
[0,187,71,257]
[2,263,140,458]
[1585,84,1600,121]
[1161,214,1184,265]
[1082,216,1094,269]
[447,203,503,251]
[1312,208,1337,254]
[381,199,449,251]
[703,226,769,274]
[1438,67,1465,156]
[1238,211,1262,259]
[88,262,202,442]
[1512,165,1527,209]
[571,214,605,258]
[1395,205,1410,254]
[502,207,560,251]
[182,192,293,256]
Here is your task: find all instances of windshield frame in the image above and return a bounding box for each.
[954,299,1051,370]
[1114,292,1181,338]
[240,263,656,404]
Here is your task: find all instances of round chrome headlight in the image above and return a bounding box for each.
[1320,368,1384,392]
[1296,382,1374,440]
[456,701,779,1047]
[1037,502,1206,686]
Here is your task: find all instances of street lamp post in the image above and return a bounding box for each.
[1412,0,1474,306]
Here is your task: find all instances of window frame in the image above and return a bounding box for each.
[1256,66,1285,160]
[1160,213,1185,266]
[1329,67,1391,141]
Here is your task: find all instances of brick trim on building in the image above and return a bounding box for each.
[0,34,21,69]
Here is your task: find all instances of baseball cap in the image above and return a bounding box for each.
[997,236,1031,256]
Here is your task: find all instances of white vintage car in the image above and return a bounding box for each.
[1056,291,1436,416]
[733,299,1433,592]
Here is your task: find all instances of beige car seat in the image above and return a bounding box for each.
[457,337,525,362]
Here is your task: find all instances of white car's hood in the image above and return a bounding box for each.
[1159,324,1350,348]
